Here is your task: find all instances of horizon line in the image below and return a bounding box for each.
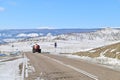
[0,27,120,30]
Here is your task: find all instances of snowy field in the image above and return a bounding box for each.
[0,39,120,80]
[0,39,120,53]
[0,56,25,80]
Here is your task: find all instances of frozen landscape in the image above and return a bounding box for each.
[0,28,120,80]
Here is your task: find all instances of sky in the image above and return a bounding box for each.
[0,0,120,29]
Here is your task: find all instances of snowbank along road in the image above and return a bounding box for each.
[25,52,120,80]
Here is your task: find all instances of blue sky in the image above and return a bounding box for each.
[0,0,120,29]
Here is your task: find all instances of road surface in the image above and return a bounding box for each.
[25,52,120,80]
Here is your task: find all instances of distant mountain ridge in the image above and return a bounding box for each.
[0,28,120,44]
[0,29,98,39]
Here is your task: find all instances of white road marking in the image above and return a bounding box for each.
[41,54,99,80]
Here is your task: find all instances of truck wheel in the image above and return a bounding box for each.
[39,49,41,53]
[32,49,35,53]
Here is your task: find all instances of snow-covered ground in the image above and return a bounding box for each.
[0,39,120,80]
[0,57,24,80]
[0,39,120,53]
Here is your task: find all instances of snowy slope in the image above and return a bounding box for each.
[0,29,97,43]
[0,28,120,44]
[55,28,120,41]
[75,42,120,58]
[0,29,97,38]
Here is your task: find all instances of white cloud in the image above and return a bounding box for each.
[0,7,5,12]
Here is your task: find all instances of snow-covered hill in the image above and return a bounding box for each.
[0,28,120,44]
[0,29,97,43]
[56,28,120,41]
[0,29,96,38]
